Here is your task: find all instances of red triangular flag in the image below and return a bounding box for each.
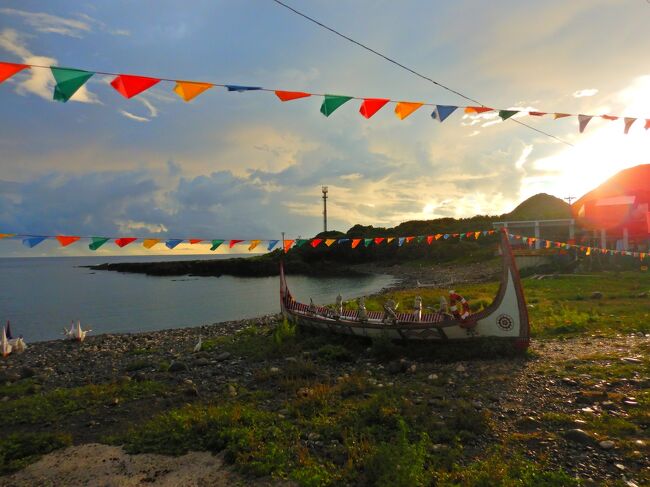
[624,117,636,134]
[111,74,160,99]
[374,237,384,245]
[528,111,547,116]
[465,106,493,114]
[359,98,390,119]
[645,119,650,130]
[310,238,323,248]
[56,235,80,247]
[275,90,311,102]
[426,236,434,244]
[189,239,203,244]
[601,114,618,121]
[0,62,28,84]
[405,236,415,243]
[115,237,137,248]
[229,239,244,248]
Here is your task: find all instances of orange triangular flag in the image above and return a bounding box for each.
[394,101,424,120]
[474,232,481,239]
[434,234,442,240]
[0,62,28,84]
[351,238,362,248]
[0,233,15,239]
[284,240,294,253]
[601,114,618,121]
[173,81,213,102]
[248,240,261,251]
[325,239,336,247]
[275,90,311,101]
[465,106,493,114]
[56,235,80,247]
[142,238,161,249]
[624,117,636,134]
[387,237,395,244]
[554,113,571,119]
[189,239,203,244]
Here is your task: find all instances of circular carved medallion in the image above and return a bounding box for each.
[496,313,514,331]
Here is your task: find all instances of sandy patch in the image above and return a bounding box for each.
[1,443,263,487]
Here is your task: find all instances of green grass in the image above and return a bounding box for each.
[0,381,166,425]
[0,432,72,475]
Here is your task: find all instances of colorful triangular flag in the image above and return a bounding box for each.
[0,62,28,83]
[56,235,80,247]
[225,85,261,92]
[248,239,261,251]
[210,239,224,251]
[23,236,46,248]
[351,238,362,248]
[432,105,458,122]
[111,74,160,99]
[143,239,161,249]
[325,239,336,247]
[166,239,183,249]
[115,237,137,248]
[464,106,493,114]
[624,117,636,134]
[284,240,294,253]
[229,239,244,248]
[267,240,279,251]
[50,67,94,102]
[394,101,423,120]
[320,95,353,117]
[173,81,213,102]
[359,98,390,119]
[310,238,323,248]
[274,90,311,102]
[499,110,518,121]
[89,237,109,251]
[578,114,593,133]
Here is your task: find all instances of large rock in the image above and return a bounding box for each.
[563,428,596,445]
[168,361,189,373]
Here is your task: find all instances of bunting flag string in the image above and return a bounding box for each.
[0,230,647,260]
[1,60,649,135]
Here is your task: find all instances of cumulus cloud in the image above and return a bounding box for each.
[0,8,91,38]
[0,28,99,103]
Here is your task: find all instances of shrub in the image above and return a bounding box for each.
[0,432,72,474]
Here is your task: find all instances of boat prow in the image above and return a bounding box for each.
[280,229,529,349]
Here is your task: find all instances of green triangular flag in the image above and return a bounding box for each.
[498,110,518,121]
[89,237,109,251]
[320,95,353,117]
[416,236,425,243]
[364,238,372,247]
[295,239,308,247]
[51,67,94,103]
[210,239,224,251]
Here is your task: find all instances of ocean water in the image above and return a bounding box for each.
[0,255,396,342]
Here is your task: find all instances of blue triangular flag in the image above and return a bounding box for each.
[443,234,450,239]
[338,238,350,244]
[226,85,262,92]
[267,240,279,251]
[165,239,183,249]
[23,236,46,248]
[482,230,488,236]
[398,237,405,247]
[431,105,458,122]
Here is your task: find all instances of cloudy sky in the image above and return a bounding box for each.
[1,0,650,256]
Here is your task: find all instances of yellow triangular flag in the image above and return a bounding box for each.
[173,81,213,102]
[474,231,481,239]
[142,238,161,249]
[325,239,336,247]
[387,237,395,244]
[248,239,261,251]
[586,247,591,255]
[394,101,423,120]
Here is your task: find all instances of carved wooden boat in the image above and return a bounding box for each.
[280,229,530,349]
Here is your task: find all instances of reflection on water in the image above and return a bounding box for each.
[0,256,396,342]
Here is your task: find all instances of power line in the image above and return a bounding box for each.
[270,0,573,147]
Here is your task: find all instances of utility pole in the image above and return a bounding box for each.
[322,186,328,232]
[564,196,576,205]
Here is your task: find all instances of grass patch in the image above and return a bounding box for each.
[0,381,166,425]
[0,432,72,475]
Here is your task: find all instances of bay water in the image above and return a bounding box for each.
[0,255,396,342]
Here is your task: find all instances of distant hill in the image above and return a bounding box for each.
[503,193,571,221]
